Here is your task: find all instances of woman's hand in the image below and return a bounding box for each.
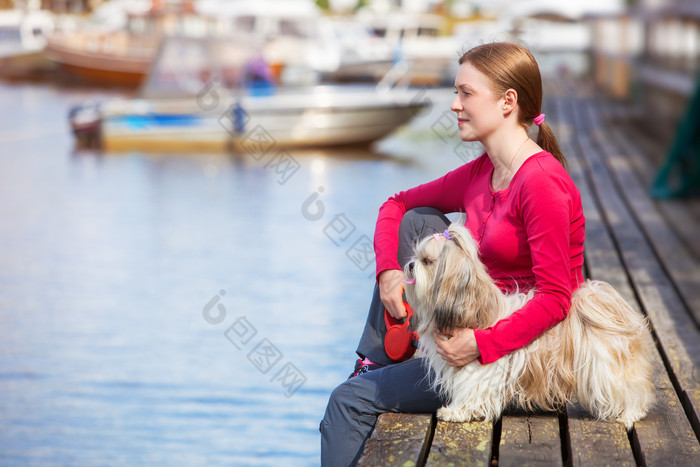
[378,269,407,319]
[434,328,480,367]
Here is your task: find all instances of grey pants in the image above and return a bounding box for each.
[320,208,450,466]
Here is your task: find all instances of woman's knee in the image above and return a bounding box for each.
[324,379,367,423]
[400,207,446,232]
[398,208,450,266]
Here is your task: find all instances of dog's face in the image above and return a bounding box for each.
[404,223,497,335]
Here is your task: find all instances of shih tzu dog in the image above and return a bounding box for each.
[403,223,654,429]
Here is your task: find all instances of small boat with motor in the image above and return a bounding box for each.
[68,35,427,152]
[69,82,428,152]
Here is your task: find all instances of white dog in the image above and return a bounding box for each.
[403,223,655,429]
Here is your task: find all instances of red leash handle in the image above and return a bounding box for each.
[384,302,419,362]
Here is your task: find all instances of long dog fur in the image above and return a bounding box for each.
[404,223,655,429]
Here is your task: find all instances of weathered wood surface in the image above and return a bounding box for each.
[565,93,700,465]
[554,101,640,467]
[588,102,700,327]
[499,415,561,466]
[356,413,433,466]
[425,420,492,466]
[358,79,700,465]
[600,105,700,262]
[566,403,636,467]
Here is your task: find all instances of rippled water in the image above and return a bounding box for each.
[0,81,469,466]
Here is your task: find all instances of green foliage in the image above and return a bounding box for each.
[354,0,369,13]
[314,0,330,12]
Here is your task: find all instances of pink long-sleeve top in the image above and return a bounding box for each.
[374,151,585,364]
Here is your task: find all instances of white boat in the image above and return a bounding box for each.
[68,31,426,152]
[70,83,427,152]
[356,11,458,86]
[199,1,395,84]
[0,8,54,79]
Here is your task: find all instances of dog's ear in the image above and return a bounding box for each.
[430,240,475,331]
[431,224,501,330]
[446,223,480,262]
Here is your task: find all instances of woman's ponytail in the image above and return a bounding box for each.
[536,121,568,171]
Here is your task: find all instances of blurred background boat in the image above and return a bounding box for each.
[73,83,428,152]
[62,0,621,152]
[44,0,399,88]
[0,4,54,79]
[68,35,428,151]
[198,0,395,85]
[355,10,457,86]
[45,0,196,87]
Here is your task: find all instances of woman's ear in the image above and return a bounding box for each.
[502,89,518,114]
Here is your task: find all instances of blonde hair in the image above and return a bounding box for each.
[459,42,567,170]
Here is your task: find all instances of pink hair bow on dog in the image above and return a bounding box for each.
[433,230,452,241]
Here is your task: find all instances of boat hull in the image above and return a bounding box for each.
[0,50,56,79]
[88,88,427,152]
[45,35,154,87]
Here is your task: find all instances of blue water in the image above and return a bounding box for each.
[0,81,472,466]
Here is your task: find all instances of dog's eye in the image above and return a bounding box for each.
[421,257,433,266]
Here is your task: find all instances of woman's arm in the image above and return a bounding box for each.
[374,158,482,278]
[373,159,481,319]
[473,169,582,364]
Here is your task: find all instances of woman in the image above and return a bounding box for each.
[320,42,585,466]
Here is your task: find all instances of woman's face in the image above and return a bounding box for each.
[450,62,505,142]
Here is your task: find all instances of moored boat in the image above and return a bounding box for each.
[69,84,428,152]
[68,30,427,152]
[45,0,197,87]
[0,8,55,79]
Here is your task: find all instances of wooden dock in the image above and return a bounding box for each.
[357,80,700,466]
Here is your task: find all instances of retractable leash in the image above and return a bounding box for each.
[384,301,419,361]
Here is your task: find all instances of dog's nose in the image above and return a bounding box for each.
[408,261,415,274]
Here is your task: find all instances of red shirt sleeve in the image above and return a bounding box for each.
[473,169,575,364]
[373,158,484,279]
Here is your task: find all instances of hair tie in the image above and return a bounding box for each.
[433,230,452,241]
[533,113,545,126]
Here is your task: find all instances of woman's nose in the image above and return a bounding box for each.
[450,95,462,112]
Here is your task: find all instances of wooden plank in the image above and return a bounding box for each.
[552,98,638,467]
[499,415,561,466]
[598,107,700,326]
[631,371,700,466]
[651,198,700,261]
[566,95,700,464]
[606,111,700,239]
[592,96,700,258]
[689,199,700,222]
[425,420,492,466]
[357,413,433,467]
[582,101,700,436]
[567,403,636,467]
[549,99,639,466]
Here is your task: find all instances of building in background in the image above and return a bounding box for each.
[588,0,699,149]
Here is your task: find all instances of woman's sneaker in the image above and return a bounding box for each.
[348,357,384,379]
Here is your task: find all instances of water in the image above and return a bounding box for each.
[0,81,467,466]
